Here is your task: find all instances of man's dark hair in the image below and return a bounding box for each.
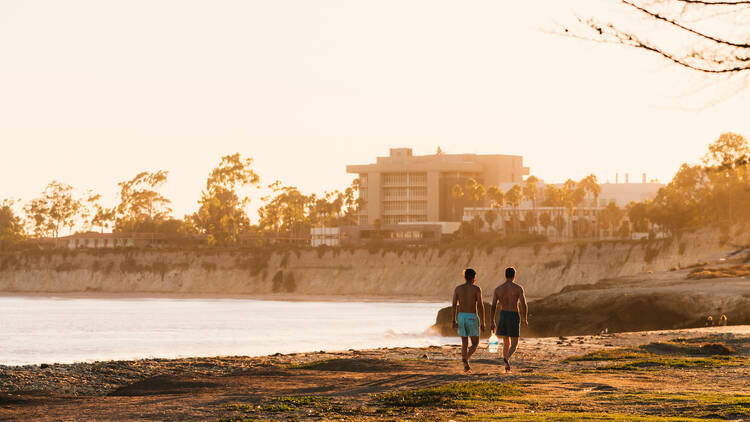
[464,268,476,281]
[505,266,516,279]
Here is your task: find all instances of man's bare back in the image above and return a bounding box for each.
[454,283,482,314]
[493,282,525,313]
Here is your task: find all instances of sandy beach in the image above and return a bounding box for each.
[2,325,748,421]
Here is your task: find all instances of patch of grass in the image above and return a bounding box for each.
[599,356,748,371]
[374,382,521,407]
[288,359,330,369]
[668,334,736,344]
[479,411,724,421]
[566,339,736,364]
[642,341,735,356]
[598,391,750,419]
[226,395,333,414]
[564,348,648,362]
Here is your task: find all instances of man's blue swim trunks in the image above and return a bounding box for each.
[457,312,480,337]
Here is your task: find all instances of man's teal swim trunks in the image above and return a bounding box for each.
[457,312,480,337]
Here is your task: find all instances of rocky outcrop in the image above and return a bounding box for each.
[0,227,747,298]
[432,264,750,337]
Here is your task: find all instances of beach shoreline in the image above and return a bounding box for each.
[0,291,453,303]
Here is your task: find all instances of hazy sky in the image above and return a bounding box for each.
[2,1,749,221]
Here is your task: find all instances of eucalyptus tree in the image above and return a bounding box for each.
[24,181,82,238]
[192,153,260,245]
[115,170,172,232]
[0,199,25,248]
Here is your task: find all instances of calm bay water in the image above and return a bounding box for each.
[0,297,452,366]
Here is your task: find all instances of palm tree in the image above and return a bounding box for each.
[451,184,464,221]
[464,179,486,210]
[505,184,523,234]
[579,174,602,237]
[523,176,540,208]
[523,176,540,233]
[561,179,584,238]
[484,209,498,232]
[539,211,551,236]
[486,186,504,209]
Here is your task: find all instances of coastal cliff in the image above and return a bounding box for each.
[0,228,746,298]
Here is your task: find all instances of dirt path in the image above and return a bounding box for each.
[1,326,748,421]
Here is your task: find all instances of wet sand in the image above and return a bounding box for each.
[1,326,748,421]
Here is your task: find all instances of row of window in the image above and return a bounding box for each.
[382,172,427,187]
[383,215,428,224]
[383,187,427,200]
[382,200,428,213]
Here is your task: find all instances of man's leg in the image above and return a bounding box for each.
[502,336,511,371]
[467,336,479,360]
[461,337,470,371]
[507,337,519,359]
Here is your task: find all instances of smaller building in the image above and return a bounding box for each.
[310,227,341,247]
[336,223,442,246]
[55,232,169,249]
[598,182,663,207]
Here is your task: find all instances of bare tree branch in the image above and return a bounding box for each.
[621,0,750,48]
[570,17,750,73]
[674,0,750,5]
[560,0,750,75]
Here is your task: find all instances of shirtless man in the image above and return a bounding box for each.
[451,268,486,372]
[489,266,528,372]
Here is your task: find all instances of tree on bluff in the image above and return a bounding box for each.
[191,153,260,246]
[0,199,25,249]
[115,170,172,232]
[640,132,750,234]
[24,181,81,238]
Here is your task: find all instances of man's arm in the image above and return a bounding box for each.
[519,286,528,327]
[476,287,486,331]
[451,288,459,329]
[489,288,498,331]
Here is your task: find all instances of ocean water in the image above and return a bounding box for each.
[0,297,453,366]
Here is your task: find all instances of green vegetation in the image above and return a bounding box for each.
[5,132,750,254]
[641,341,735,356]
[566,338,738,365]
[374,382,521,407]
[225,395,363,419]
[599,356,747,371]
[0,199,25,251]
[596,391,750,419]
[638,133,750,235]
[479,412,723,421]
[288,359,331,369]
[563,348,649,362]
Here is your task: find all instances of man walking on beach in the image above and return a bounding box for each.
[490,267,528,372]
[452,268,485,372]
